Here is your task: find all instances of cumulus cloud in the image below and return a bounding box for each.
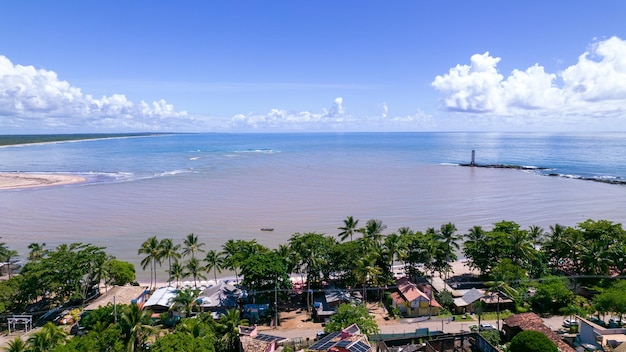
[432,36,626,117]
[227,98,432,131]
[228,97,350,130]
[0,55,192,132]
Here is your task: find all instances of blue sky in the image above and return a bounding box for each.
[1,1,626,133]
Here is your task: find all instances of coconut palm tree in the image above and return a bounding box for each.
[384,232,408,271]
[159,238,181,286]
[185,257,206,289]
[338,216,360,242]
[27,242,48,261]
[182,233,205,259]
[219,308,248,352]
[171,287,200,318]
[204,250,224,283]
[360,219,386,246]
[353,254,382,303]
[27,322,67,352]
[138,236,161,290]
[168,260,185,289]
[221,239,243,284]
[120,303,156,352]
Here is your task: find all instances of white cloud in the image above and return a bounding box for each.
[227,98,432,131]
[228,97,349,130]
[432,36,626,117]
[0,55,193,132]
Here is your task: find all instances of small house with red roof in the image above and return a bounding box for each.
[391,277,441,317]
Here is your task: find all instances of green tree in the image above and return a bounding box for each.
[167,260,185,288]
[138,236,161,290]
[119,303,156,352]
[151,332,215,352]
[158,238,181,287]
[184,257,206,289]
[338,216,360,242]
[508,330,558,352]
[104,259,136,286]
[218,308,248,352]
[182,233,205,259]
[324,303,379,337]
[203,250,224,283]
[171,287,199,318]
[530,276,573,314]
[27,322,67,352]
[28,242,48,261]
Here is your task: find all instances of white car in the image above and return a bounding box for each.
[479,323,496,331]
[563,319,578,328]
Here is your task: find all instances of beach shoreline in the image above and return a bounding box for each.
[0,173,86,190]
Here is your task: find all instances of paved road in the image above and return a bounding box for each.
[262,315,569,341]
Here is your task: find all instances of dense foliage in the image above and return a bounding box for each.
[508,330,558,352]
[323,303,379,336]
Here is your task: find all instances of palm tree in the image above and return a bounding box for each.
[171,287,199,318]
[360,219,386,246]
[353,254,382,302]
[4,337,27,352]
[168,260,185,288]
[384,232,408,270]
[204,250,224,282]
[182,233,205,259]
[159,238,181,286]
[0,248,18,279]
[27,242,48,261]
[219,308,248,352]
[27,322,67,352]
[338,216,360,242]
[138,236,161,290]
[120,303,156,352]
[221,239,242,284]
[185,257,206,289]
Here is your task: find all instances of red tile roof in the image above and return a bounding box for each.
[503,312,575,352]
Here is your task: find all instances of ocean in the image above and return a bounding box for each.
[1,132,626,280]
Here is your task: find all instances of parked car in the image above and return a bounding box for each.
[479,323,496,331]
[609,317,623,327]
[588,317,604,326]
[563,319,579,328]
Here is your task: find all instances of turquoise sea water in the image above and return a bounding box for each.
[1,132,626,279]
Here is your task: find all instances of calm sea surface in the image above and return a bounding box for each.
[1,132,626,280]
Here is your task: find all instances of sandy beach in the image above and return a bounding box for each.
[0,173,86,190]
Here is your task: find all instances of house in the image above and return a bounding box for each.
[502,312,575,352]
[196,281,244,316]
[84,285,149,311]
[238,325,287,352]
[143,286,178,314]
[325,289,362,308]
[392,277,441,317]
[452,287,485,314]
[308,323,372,352]
[578,316,626,350]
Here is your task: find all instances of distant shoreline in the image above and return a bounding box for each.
[0,132,173,147]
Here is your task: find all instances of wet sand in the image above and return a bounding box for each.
[0,173,86,190]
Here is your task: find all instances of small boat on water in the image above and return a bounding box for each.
[260,228,274,231]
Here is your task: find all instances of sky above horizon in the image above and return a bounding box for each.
[1,1,626,133]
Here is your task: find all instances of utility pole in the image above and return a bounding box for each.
[113,296,117,324]
[274,277,279,328]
